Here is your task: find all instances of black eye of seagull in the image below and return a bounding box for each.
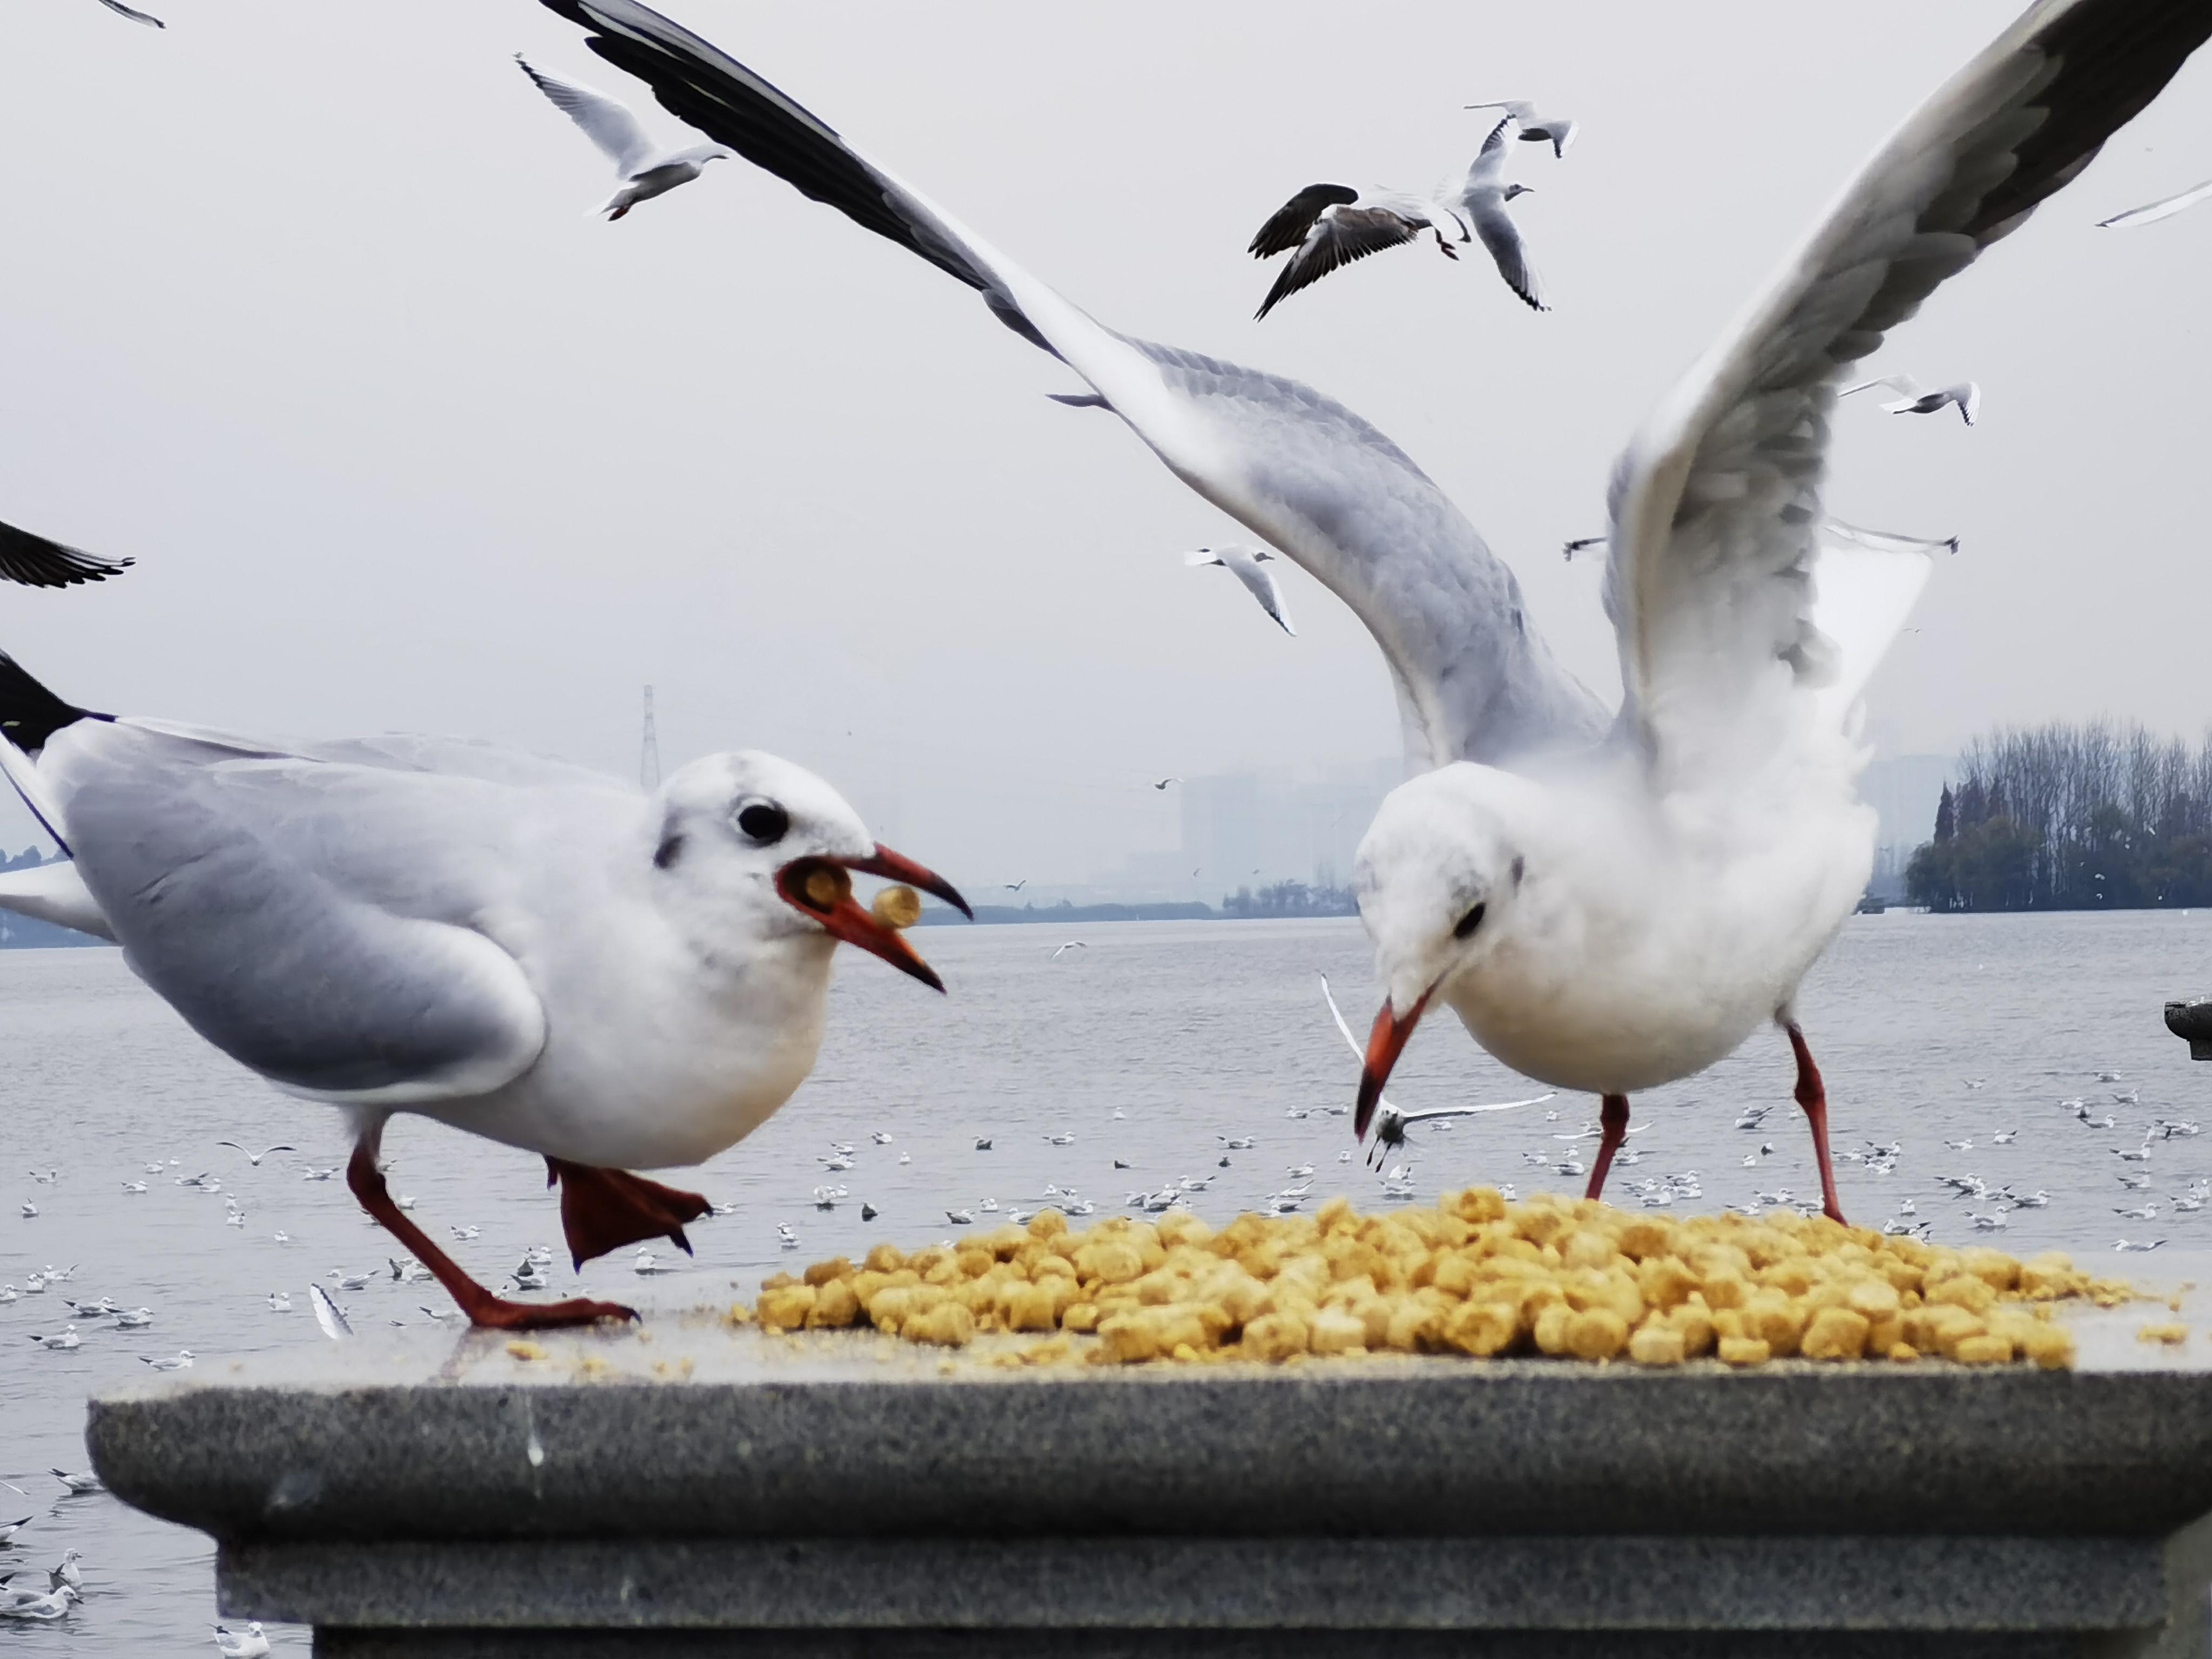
[1454,902,1486,940]
[736,800,790,845]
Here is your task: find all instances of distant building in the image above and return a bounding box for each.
[1859,753,1951,900]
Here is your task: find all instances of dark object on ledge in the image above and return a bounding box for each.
[2168,999,2212,1060]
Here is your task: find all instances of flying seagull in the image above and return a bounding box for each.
[1185,545,1294,636]
[1462,100,1578,158]
[516,55,732,220]
[535,0,2211,1222]
[1839,373,1982,425]
[1050,941,1086,960]
[1246,118,1543,317]
[1151,777,1179,791]
[216,1141,296,1166]
[2098,177,2212,228]
[0,651,968,1329]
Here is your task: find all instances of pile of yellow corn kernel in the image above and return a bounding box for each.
[744,1190,2136,1368]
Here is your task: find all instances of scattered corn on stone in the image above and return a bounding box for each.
[505,1340,546,1362]
[762,1192,2128,1368]
[2138,1322,2189,1346]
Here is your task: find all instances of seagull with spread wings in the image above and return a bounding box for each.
[534,0,2209,1222]
[1245,118,1544,317]
[1462,99,1579,158]
[515,54,730,220]
[1840,373,1984,425]
[1185,545,1294,636]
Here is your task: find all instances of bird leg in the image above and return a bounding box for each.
[345,1142,636,1329]
[545,1159,711,1271]
[1584,1094,1631,1201]
[1434,232,1461,259]
[1785,1022,1848,1224]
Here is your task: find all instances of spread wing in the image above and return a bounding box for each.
[0,520,132,589]
[1603,0,2210,784]
[1468,197,1544,312]
[1255,205,1426,320]
[533,0,1608,772]
[517,55,657,174]
[37,720,570,1105]
[1247,183,1360,258]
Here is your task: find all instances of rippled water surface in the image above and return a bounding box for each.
[3,909,2210,1653]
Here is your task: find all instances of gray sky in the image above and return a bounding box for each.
[2,0,2207,884]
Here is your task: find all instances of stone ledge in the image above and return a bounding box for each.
[222,1535,2164,1630]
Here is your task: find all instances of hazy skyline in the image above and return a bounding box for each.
[1,0,2207,886]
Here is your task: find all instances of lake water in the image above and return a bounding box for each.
[3,909,2210,1653]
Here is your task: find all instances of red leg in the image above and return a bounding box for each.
[1785,1022,1849,1225]
[1584,1094,1630,1202]
[346,1142,636,1330]
[545,1159,712,1270]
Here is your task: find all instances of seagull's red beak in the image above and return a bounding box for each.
[1355,989,1431,1140]
[775,844,971,993]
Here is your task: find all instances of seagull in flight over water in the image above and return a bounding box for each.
[1245,118,1543,316]
[516,55,732,220]
[1186,545,1294,636]
[535,0,2212,1223]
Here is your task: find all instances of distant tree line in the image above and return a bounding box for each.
[1220,880,1358,919]
[1906,721,2212,911]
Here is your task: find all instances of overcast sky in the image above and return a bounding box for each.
[1,0,2207,882]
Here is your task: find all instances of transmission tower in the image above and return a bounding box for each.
[640,685,661,791]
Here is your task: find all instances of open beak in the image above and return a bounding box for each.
[775,844,970,994]
[1354,989,1431,1140]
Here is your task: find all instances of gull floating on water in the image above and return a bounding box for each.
[1246,117,1543,316]
[2098,178,2212,228]
[1185,546,1295,636]
[213,1621,272,1659]
[534,0,2210,1224]
[49,1469,100,1497]
[0,1585,77,1622]
[1462,99,1578,158]
[0,652,967,1329]
[1839,373,1982,426]
[516,55,732,220]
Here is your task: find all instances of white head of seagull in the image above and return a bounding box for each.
[534,0,2212,1224]
[1245,117,1543,317]
[1185,546,1295,636]
[515,54,732,220]
[0,655,967,1332]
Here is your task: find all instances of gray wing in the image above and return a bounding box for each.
[1255,205,1426,320]
[517,56,657,174]
[1247,183,1360,258]
[2097,176,2212,226]
[533,0,1607,771]
[91,0,163,24]
[1604,0,2210,780]
[117,719,630,792]
[42,721,554,1104]
[1468,197,1545,311]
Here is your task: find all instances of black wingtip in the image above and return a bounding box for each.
[0,520,132,590]
[0,652,107,754]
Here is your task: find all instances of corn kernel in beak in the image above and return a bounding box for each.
[871,884,923,929]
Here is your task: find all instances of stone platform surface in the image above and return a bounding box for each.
[87,1251,2212,1657]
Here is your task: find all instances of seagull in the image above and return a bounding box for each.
[46,1553,81,1594]
[945,1209,973,1225]
[515,55,733,221]
[91,0,164,23]
[1246,117,1543,316]
[120,1181,146,1194]
[49,1470,100,1497]
[308,1284,353,1340]
[34,1327,79,1351]
[2116,1239,2168,1252]
[18,1203,34,1219]
[328,1270,373,1292]
[1462,99,1579,158]
[0,1585,77,1622]
[535,0,2211,1224]
[266,1291,292,1312]
[1319,973,1544,1160]
[1050,941,1086,960]
[1839,373,1982,426]
[2098,178,2212,228]
[632,1248,677,1274]
[113,1306,152,1328]
[2116,1204,2161,1220]
[0,653,968,1329]
[217,1142,296,1166]
[1185,546,1295,636]
[0,1517,29,1546]
[213,1622,272,1659]
[1151,778,1179,791]
[1003,879,1026,891]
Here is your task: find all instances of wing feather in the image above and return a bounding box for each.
[0,521,131,589]
[534,0,1608,770]
[1255,206,1424,320]
[1604,0,2210,780]
[517,56,658,174]
[1247,183,1360,258]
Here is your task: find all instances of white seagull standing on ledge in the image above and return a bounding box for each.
[0,653,968,1327]
[535,0,2211,1222]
